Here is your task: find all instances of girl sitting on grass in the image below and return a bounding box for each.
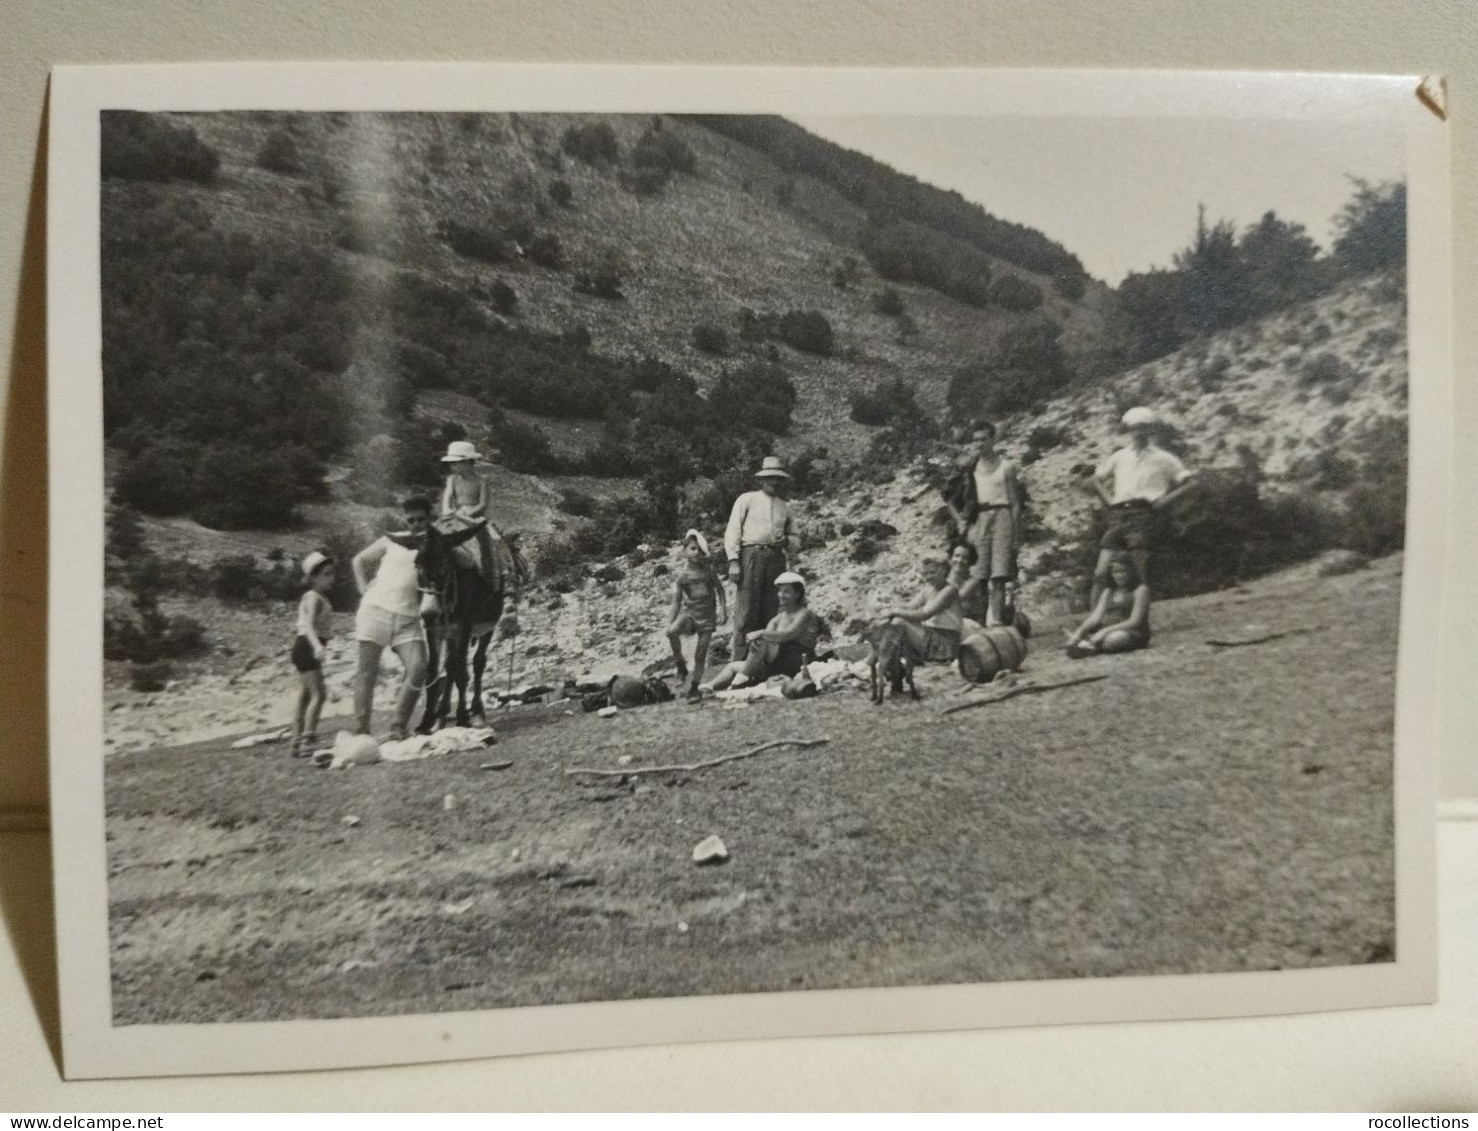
[289,551,335,757]
[1065,553,1151,659]
[666,529,727,701]
[878,550,965,664]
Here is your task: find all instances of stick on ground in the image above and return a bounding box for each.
[1205,625,1325,648]
[567,737,830,778]
[939,674,1108,716]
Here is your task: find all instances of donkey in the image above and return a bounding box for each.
[412,520,522,732]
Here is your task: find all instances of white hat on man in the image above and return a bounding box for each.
[1121,406,1158,428]
[755,455,791,479]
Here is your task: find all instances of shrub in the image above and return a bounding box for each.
[1299,352,1351,389]
[849,377,923,428]
[632,125,696,175]
[527,232,565,269]
[1196,355,1232,392]
[948,318,1074,420]
[692,322,730,356]
[833,258,864,291]
[104,596,209,665]
[1363,326,1402,353]
[561,121,620,166]
[988,273,1044,312]
[774,310,835,356]
[114,441,199,517]
[398,341,451,390]
[574,261,626,301]
[101,111,219,183]
[256,129,304,175]
[437,220,511,264]
[484,278,518,315]
[493,416,562,474]
[709,364,798,435]
[1025,423,1071,451]
[624,166,672,197]
[872,287,905,316]
[105,503,148,578]
[557,488,598,517]
[210,553,300,603]
[189,444,320,530]
[548,178,574,207]
[861,220,994,307]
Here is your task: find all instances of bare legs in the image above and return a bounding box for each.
[291,670,325,754]
[667,621,713,696]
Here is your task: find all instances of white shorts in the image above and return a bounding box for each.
[355,603,426,650]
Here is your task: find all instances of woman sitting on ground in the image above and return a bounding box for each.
[709,571,819,691]
[1065,553,1151,658]
[878,551,965,664]
[947,541,988,630]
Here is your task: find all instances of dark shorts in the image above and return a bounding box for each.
[1100,503,1161,553]
[671,607,717,635]
[291,634,328,673]
[746,639,808,679]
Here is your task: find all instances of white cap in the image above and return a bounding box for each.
[773,571,806,588]
[301,550,333,579]
[1121,406,1158,428]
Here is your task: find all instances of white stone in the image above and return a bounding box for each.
[692,835,729,865]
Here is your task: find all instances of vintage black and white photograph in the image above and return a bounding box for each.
[48,65,1447,1077]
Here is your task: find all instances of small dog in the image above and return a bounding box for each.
[869,620,921,704]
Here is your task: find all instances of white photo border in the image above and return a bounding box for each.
[47,63,1449,1080]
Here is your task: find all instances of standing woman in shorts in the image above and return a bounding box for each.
[289,551,336,757]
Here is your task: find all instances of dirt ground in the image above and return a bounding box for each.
[104,557,1399,1024]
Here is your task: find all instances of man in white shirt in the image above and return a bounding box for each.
[1090,406,1195,603]
[724,456,799,661]
[351,496,432,739]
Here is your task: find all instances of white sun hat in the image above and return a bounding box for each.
[773,571,806,588]
[301,550,333,579]
[754,455,791,479]
[683,528,711,556]
[440,440,483,462]
[1121,406,1158,428]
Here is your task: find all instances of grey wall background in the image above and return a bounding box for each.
[3,0,1473,813]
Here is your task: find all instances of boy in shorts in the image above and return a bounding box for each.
[350,497,433,739]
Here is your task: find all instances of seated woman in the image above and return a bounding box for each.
[878,551,965,664]
[1065,553,1151,658]
[947,541,988,631]
[709,571,819,691]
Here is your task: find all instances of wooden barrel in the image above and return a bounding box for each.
[957,626,1028,683]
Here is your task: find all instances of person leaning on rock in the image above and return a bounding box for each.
[724,455,799,662]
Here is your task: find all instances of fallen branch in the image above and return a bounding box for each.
[939,674,1108,716]
[1205,625,1325,649]
[567,737,830,778]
